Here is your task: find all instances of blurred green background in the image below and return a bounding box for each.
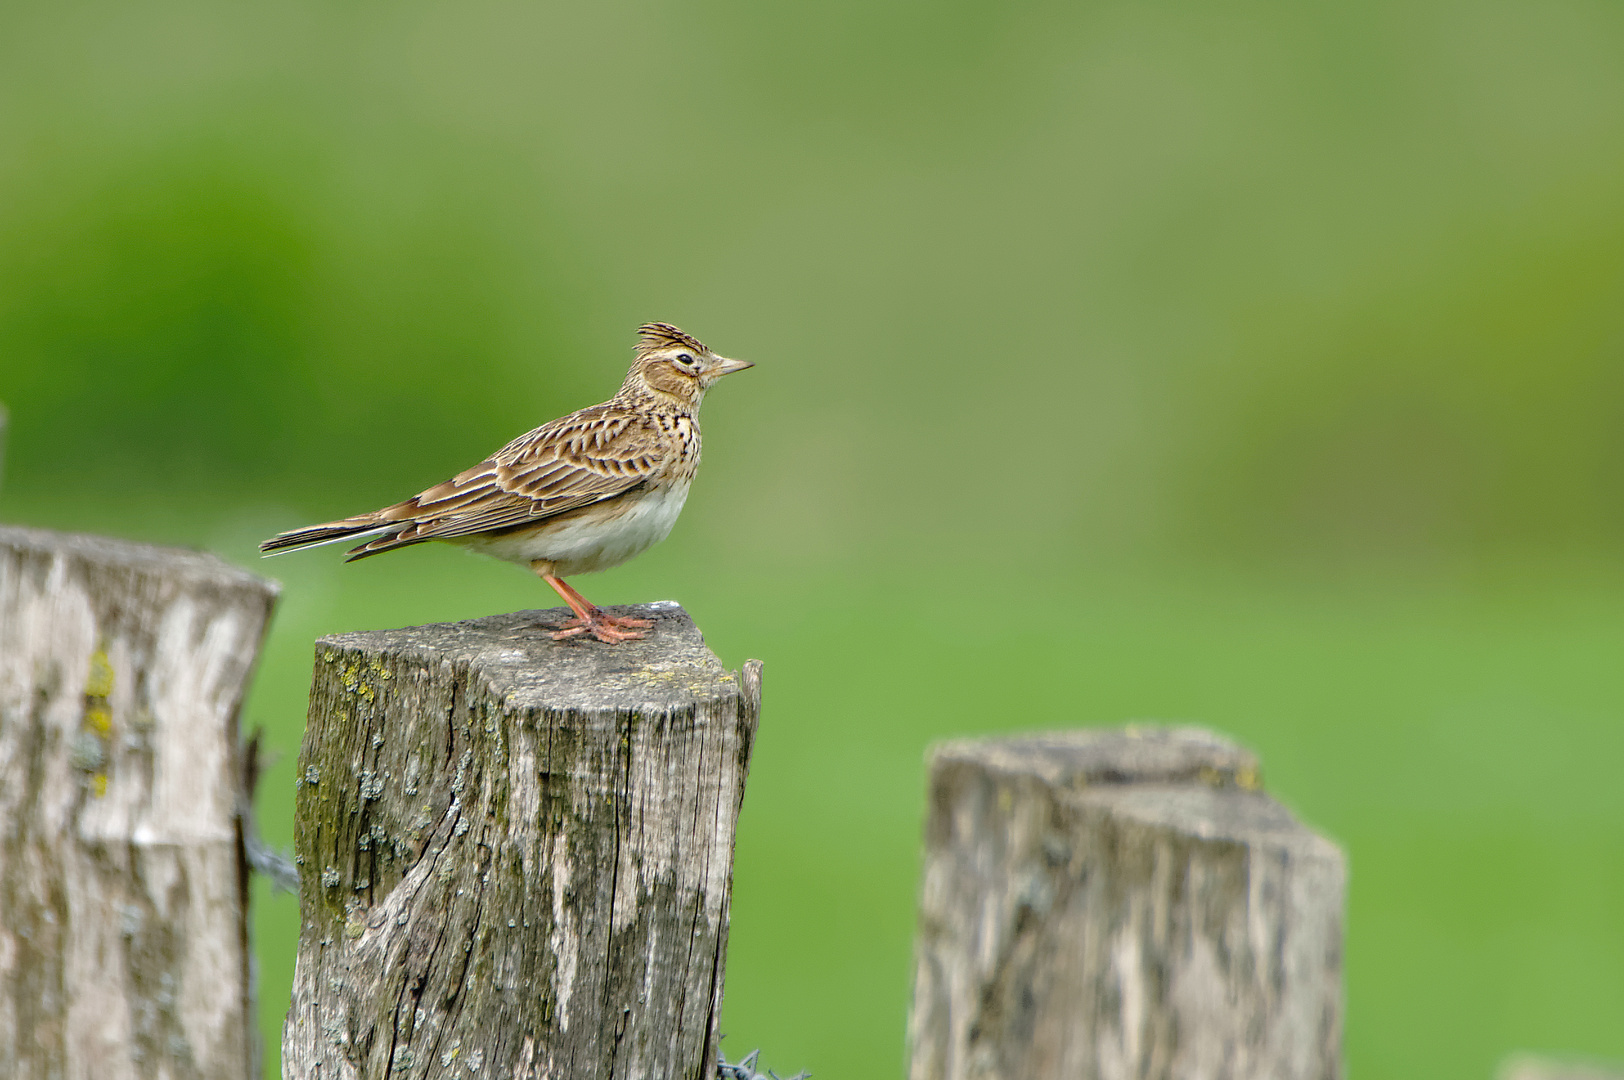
[3,0,1623,1076]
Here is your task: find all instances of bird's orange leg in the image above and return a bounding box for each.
[538,572,652,643]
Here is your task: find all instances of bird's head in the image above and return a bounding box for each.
[624,322,753,406]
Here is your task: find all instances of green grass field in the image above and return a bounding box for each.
[11,491,1622,1080]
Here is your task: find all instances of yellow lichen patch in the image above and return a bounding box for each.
[82,644,115,796]
[630,660,728,693]
[1237,765,1262,791]
[84,648,115,698]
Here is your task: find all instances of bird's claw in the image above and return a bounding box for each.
[549,613,650,643]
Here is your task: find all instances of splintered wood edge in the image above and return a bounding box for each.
[741,659,763,734]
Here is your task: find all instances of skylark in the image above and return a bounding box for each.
[260,323,752,643]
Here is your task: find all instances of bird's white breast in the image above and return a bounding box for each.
[458,481,692,576]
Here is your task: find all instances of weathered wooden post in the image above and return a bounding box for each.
[283,603,760,1080]
[909,726,1346,1080]
[0,524,279,1079]
[1500,1056,1624,1080]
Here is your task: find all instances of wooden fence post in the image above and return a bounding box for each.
[908,726,1346,1080]
[0,524,279,1079]
[1500,1056,1624,1080]
[283,603,760,1080]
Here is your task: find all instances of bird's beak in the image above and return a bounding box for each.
[708,355,754,377]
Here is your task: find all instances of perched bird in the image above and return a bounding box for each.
[260,322,752,643]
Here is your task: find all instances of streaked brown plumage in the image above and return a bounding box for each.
[260,322,752,642]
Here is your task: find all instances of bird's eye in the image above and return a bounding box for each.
[674,353,697,371]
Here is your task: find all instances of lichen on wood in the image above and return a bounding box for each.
[283,603,760,1080]
[0,524,278,1080]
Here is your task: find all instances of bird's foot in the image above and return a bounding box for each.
[549,611,653,644]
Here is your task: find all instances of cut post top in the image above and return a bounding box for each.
[930,724,1261,791]
[0,522,278,597]
[924,725,1340,858]
[316,601,740,714]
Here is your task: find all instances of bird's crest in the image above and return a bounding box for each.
[636,322,708,356]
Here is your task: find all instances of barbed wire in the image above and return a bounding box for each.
[718,1046,810,1080]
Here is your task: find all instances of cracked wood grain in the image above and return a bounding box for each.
[0,524,279,1080]
[908,727,1346,1080]
[283,603,760,1080]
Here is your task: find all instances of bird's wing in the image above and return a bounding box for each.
[346,405,672,556]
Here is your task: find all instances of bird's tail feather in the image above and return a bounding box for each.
[259,517,393,557]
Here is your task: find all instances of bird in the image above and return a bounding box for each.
[260,322,753,643]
